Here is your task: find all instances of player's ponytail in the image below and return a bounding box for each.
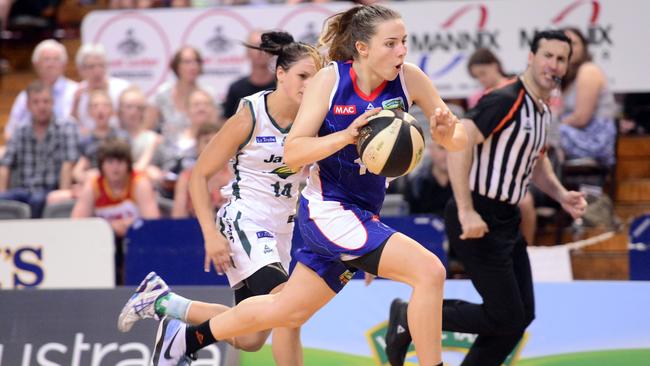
[246,31,323,72]
[318,4,400,62]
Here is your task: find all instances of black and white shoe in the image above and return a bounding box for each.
[150,317,194,366]
[385,298,412,366]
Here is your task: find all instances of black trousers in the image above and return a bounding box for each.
[443,193,535,366]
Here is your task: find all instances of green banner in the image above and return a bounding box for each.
[366,321,527,366]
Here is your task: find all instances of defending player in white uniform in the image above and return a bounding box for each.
[117,31,322,366]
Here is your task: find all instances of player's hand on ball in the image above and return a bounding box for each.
[204,232,234,275]
[344,107,381,144]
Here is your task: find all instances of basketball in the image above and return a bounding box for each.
[356,109,425,178]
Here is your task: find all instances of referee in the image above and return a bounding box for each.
[385,30,588,366]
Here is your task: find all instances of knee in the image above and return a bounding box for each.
[235,336,265,352]
[490,308,534,334]
[411,259,446,289]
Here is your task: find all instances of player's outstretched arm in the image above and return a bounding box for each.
[190,107,251,274]
[402,63,468,151]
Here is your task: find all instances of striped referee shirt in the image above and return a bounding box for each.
[465,77,551,205]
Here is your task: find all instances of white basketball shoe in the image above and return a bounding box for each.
[118,271,170,332]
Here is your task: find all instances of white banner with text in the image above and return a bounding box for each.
[0,218,114,289]
[81,0,650,99]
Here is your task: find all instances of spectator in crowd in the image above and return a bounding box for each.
[0,0,11,30]
[405,141,451,216]
[72,138,160,284]
[4,39,78,141]
[620,93,650,134]
[164,88,220,173]
[109,0,156,8]
[145,46,217,143]
[221,30,276,119]
[0,80,79,218]
[466,48,511,109]
[73,90,130,184]
[71,43,131,137]
[118,87,163,182]
[559,27,617,167]
[171,122,230,218]
[466,47,537,244]
[46,90,130,206]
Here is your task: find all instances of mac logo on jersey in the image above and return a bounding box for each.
[271,166,298,179]
[256,136,277,143]
[333,105,357,115]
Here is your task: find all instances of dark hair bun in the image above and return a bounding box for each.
[255,31,294,56]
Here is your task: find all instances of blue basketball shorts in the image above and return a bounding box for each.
[295,195,396,293]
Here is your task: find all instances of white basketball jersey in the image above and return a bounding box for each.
[220,90,307,234]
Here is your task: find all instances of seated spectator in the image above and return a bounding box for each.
[404,141,452,216]
[466,47,511,108]
[118,86,164,182]
[46,90,130,205]
[164,88,219,173]
[620,93,650,135]
[559,27,617,167]
[71,43,131,137]
[172,122,230,218]
[110,0,158,9]
[0,80,79,218]
[4,39,78,141]
[145,46,217,139]
[221,30,276,119]
[71,138,159,284]
[73,90,130,183]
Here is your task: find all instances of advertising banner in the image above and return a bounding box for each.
[239,280,650,366]
[0,218,114,289]
[629,214,650,280]
[0,287,237,365]
[82,0,650,99]
[124,215,447,286]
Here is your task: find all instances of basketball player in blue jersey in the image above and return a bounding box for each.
[125,5,467,366]
[117,32,322,366]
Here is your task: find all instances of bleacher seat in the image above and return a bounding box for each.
[0,199,31,219]
[42,199,76,218]
[157,196,174,218]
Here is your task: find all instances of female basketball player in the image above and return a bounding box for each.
[136,5,467,366]
[118,31,322,366]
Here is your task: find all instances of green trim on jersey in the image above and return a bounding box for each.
[231,152,242,199]
[264,93,292,134]
[233,211,251,257]
[239,100,257,149]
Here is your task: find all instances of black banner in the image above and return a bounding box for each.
[0,287,237,365]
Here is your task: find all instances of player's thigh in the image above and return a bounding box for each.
[377,232,445,286]
[273,263,336,319]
